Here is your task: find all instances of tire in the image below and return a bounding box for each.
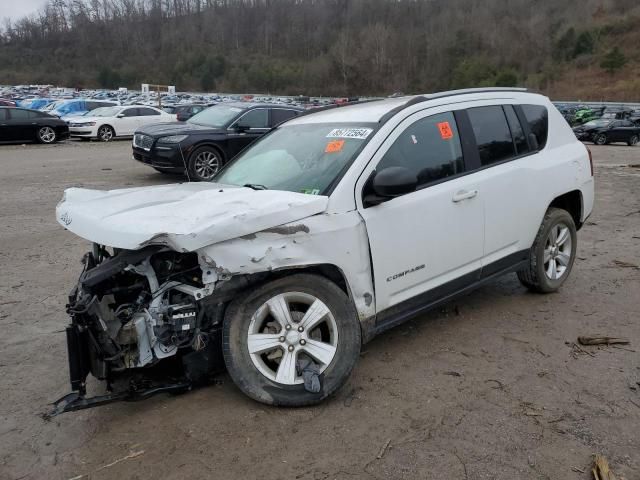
[187,146,223,181]
[223,274,361,406]
[37,126,57,144]
[628,135,638,147]
[517,207,577,293]
[594,133,608,145]
[97,125,115,142]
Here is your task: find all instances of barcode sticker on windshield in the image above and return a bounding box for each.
[326,128,373,140]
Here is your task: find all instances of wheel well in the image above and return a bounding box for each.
[268,264,350,297]
[549,190,583,229]
[99,124,115,135]
[190,142,226,163]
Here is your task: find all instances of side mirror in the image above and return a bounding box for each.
[116,113,125,118]
[234,124,250,132]
[364,166,417,207]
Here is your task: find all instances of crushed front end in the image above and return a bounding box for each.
[50,244,226,417]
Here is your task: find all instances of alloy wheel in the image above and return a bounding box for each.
[595,134,607,145]
[543,222,572,280]
[98,126,113,141]
[247,292,339,385]
[39,126,56,143]
[193,150,220,180]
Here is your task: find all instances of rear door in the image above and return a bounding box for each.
[465,104,544,273]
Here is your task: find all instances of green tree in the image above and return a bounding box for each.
[600,47,627,74]
[573,31,595,57]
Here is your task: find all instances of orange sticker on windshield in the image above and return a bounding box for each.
[437,121,454,140]
[325,140,345,153]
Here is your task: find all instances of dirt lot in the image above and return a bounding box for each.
[0,140,639,480]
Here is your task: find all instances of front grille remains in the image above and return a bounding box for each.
[133,134,154,151]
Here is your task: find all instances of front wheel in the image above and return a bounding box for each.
[97,125,114,142]
[628,135,638,146]
[594,133,608,145]
[188,146,223,181]
[37,126,57,144]
[517,208,577,293]
[223,274,361,406]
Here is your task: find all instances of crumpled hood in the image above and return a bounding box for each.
[56,183,328,251]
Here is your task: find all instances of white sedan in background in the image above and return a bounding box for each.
[68,106,176,141]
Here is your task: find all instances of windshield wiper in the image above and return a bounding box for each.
[243,183,269,191]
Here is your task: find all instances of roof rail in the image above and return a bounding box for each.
[298,98,380,117]
[379,87,529,125]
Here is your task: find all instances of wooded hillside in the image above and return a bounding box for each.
[1,0,639,100]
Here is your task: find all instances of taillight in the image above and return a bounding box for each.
[587,146,594,176]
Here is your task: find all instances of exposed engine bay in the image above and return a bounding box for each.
[50,244,228,416]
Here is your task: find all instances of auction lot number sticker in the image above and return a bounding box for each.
[326,128,373,140]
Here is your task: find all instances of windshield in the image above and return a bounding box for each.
[584,120,609,127]
[43,100,64,111]
[215,123,376,195]
[188,105,242,127]
[88,106,121,117]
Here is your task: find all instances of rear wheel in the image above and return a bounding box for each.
[188,146,223,181]
[37,126,57,144]
[594,133,608,145]
[97,125,114,142]
[518,208,577,293]
[628,135,638,146]
[223,274,361,406]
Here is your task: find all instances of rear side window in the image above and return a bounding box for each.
[467,106,516,166]
[504,105,529,155]
[271,109,299,127]
[521,104,548,149]
[28,110,44,119]
[377,111,464,187]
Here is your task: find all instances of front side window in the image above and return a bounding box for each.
[122,108,138,117]
[215,123,375,194]
[233,109,269,129]
[467,106,516,166]
[377,112,464,186]
[521,104,549,149]
[9,109,30,120]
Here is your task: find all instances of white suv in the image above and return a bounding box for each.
[53,88,594,413]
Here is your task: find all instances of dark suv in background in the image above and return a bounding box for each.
[133,103,304,181]
[163,104,209,122]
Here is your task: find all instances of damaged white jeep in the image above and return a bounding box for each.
[52,88,594,415]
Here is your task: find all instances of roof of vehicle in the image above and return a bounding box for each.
[220,102,304,110]
[288,88,544,125]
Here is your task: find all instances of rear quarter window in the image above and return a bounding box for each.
[521,104,548,149]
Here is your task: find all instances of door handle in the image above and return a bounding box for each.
[452,189,478,203]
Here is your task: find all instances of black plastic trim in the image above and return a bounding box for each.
[372,249,529,336]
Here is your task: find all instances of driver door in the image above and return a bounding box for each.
[115,107,140,136]
[356,110,484,316]
[226,108,270,158]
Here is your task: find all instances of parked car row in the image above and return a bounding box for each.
[0,107,69,144]
[572,119,639,146]
[133,103,303,180]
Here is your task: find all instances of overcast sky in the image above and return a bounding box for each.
[2,0,48,21]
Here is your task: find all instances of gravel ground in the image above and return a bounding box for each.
[0,140,639,480]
